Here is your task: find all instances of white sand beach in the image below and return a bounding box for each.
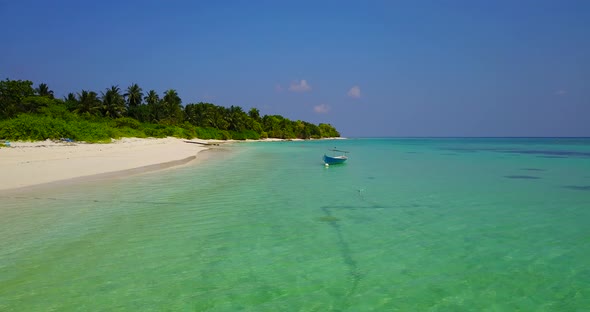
[0,137,346,191]
[0,137,212,191]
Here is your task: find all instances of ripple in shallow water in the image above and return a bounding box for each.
[521,168,546,171]
[504,175,541,179]
[563,185,590,191]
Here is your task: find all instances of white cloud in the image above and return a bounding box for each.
[555,89,567,96]
[289,79,312,92]
[313,104,330,113]
[347,85,361,98]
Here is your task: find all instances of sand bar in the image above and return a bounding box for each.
[0,137,212,191]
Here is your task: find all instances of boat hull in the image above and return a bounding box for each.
[323,154,348,165]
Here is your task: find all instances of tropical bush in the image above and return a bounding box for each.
[0,78,341,142]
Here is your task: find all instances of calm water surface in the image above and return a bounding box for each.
[1,138,589,311]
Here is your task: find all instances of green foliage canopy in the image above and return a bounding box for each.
[0,78,341,142]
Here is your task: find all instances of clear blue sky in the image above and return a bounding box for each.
[1,0,588,137]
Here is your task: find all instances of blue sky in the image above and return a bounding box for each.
[1,0,588,137]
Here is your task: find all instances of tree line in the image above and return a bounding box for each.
[0,78,340,141]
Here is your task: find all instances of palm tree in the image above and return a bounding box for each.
[248,107,261,122]
[63,92,78,111]
[144,90,159,106]
[183,103,198,125]
[35,83,54,98]
[75,90,101,115]
[183,102,219,127]
[144,90,161,122]
[227,105,246,131]
[64,92,77,102]
[211,106,229,130]
[124,83,143,118]
[124,83,143,107]
[162,89,182,124]
[101,86,126,118]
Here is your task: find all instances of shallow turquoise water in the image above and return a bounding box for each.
[1,138,589,311]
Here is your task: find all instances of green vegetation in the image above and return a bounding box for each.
[0,78,340,142]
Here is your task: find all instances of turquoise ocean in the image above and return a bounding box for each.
[1,138,589,311]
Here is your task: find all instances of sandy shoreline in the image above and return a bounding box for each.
[0,136,347,191]
[0,137,215,191]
